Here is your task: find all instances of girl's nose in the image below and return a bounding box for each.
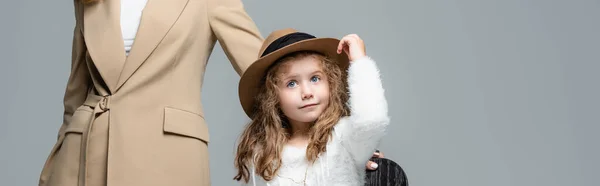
[301,84,314,100]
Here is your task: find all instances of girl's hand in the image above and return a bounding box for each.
[367,150,385,170]
[336,34,366,62]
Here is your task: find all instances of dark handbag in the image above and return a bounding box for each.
[365,158,408,186]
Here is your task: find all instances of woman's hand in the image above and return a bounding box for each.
[336,34,366,61]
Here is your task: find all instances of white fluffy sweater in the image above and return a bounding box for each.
[243,56,390,186]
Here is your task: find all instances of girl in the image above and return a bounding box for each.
[234,28,390,186]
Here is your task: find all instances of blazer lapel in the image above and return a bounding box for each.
[115,0,190,92]
[83,0,126,94]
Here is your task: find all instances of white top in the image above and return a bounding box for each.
[244,56,390,186]
[120,0,148,56]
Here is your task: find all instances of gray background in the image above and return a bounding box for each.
[1,0,598,185]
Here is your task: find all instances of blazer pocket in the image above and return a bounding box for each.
[163,107,210,143]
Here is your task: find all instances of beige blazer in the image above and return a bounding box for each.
[38,0,263,185]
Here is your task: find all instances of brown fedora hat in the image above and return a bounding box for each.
[238,28,350,118]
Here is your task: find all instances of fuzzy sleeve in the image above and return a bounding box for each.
[335,56,390,168]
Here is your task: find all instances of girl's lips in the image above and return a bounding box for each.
[300,103,318,109]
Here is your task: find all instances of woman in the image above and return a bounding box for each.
[38,0,383,186]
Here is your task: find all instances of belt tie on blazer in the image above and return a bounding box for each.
[78,93,111,186]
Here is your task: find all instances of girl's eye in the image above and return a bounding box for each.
[311,76,320,83]
[286,81,297,88]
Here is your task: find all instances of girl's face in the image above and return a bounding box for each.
[276,56,330,124]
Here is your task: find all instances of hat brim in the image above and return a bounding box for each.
[239,38,349,118]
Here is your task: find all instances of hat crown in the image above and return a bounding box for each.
[258,28,299,57]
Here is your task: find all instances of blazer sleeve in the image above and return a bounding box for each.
[207,0,264,75]
[57,0,92,139]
